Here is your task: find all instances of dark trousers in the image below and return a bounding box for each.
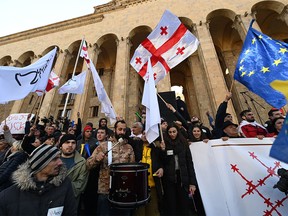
[97,194,132,216]
[163,171,191,216]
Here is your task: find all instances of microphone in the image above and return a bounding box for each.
[105,138,124,155]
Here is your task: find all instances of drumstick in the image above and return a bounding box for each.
[105,138,124,155]
[191,193,197,212]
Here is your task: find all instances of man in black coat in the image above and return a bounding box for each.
[0,144,77,215]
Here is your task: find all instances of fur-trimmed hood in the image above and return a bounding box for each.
[12,161,67,191]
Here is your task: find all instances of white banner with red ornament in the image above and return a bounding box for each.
[190,138,288,216]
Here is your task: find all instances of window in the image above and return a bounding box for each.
[90,106,99,117]
[60,93,75,105]
[98,68,104,76]
[57,109,71,119]
[92,86,97,97]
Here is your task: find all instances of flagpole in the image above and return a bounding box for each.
[159,123,164,142]
[4,102,8,125]
[30,96,40,114]
[77,94,83,114]
[34,94,45,126]
[229,79,235,92]
[157,93,168,105]
[62,37,85,118]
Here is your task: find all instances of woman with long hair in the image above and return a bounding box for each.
[189,125,209,143]
[271,116,285,137]
[160,123,197,215]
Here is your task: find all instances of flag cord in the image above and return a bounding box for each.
[62,37,85,118]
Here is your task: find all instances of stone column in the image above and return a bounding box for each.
[157,74,171,92]
[187,55,210,123]
[39,49,68,118]
[232,15,247,42]
[241,12,261,32]
[278,6,288,26]
[111,38,128,118]
[194,22,236,118]
[125,37,136,125]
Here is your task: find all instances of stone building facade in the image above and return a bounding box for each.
[0,0,288,128]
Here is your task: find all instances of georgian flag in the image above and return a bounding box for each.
[130,10,199,84]
[80,40,90,64]
[36,71,60,95]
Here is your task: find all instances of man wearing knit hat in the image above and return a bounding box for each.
[77,125,98,159]
[0,144,77,215]
[59,134,88,207]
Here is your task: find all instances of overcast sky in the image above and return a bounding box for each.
[0,0,110,37]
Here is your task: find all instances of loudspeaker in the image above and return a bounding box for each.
[157,91,177,124]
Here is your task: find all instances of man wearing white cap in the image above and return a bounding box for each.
[0,144,77,215]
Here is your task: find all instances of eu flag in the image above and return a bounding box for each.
[234,20,288,108]
[270,114,288,163]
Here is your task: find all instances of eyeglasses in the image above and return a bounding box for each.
[85,131,92,133]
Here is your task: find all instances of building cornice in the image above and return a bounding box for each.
[93,0,154,13]
[0,13,105,46]
[0,0,155,46]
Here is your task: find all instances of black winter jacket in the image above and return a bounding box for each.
[0,162,77,216]
[162,139,196,189]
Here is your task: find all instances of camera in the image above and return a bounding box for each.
[273,168,288,194]
[41,117,49,124]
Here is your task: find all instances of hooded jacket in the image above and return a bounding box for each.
[0,161,77,216]
[0,150,28,192]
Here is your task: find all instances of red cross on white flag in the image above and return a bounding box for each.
[130,10,199,84]
[80,40,90,64]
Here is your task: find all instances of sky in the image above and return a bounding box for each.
[0,0,110,37]
[0,0,183,95]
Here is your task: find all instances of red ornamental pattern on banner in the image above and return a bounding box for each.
[231,151,288,215]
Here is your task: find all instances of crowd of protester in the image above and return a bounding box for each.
[0,91,284,216]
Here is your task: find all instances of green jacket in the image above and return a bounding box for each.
[63,151,89,198]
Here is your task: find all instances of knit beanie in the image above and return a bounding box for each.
[83,125,92,132]
[29,144,60,174]
[59,134,76,147]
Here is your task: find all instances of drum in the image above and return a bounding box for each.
[108,162,150,209]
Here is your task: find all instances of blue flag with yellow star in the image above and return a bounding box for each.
[234,20,288,108]
[270,113,288,163]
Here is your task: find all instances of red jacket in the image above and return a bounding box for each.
[239,121,268,138]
